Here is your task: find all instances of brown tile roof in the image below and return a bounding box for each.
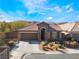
[50,23,62,31]
[17,22,62,31]
[18,23,38,31]
[18,22,79,32]
[19,22,79,32]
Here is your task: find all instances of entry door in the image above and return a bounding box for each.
[41,28,45,41]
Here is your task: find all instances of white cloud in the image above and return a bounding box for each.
[45,16,54,22]
[0,10,26,22]
[0,11,13,22]
[21,0,47,13]
[65,4,71,9]
[67,7,73,13]
[57,13,77,22]
[53,6,62,13]
[65,4,74,13]
[47,17,53,20]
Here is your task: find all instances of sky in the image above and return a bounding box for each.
[0,0,79,22]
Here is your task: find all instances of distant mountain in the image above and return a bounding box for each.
[0,20,32,32]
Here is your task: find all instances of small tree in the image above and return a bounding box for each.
[1,21,6,32]
[0,39,5,46]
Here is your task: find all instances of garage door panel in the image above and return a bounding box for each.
[21,33,38,40]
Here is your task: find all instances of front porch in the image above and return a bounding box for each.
[37,22,62,41]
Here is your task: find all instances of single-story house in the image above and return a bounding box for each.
[16,22,79,41]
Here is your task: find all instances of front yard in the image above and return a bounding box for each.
[9,39,79,59]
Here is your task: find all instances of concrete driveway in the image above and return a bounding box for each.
[10,41,31,59]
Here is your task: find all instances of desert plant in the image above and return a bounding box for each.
[39,41,66,51]
[71,38,76,41]
[69,41,77,48]
[0,32,6,39]
[59,45,66,49]
[7,40,16,47]
[43,46,50,51]
[39,41,47,50]
[65,40,77,48]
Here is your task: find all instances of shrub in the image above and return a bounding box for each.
[69,41,77,48]
[0,32,6,39]
[7,40,16,47]
[0,39,5,46]
[71,38,76,41]
[39,41,47,50]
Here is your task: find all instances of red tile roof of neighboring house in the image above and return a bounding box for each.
[71,22,79,32]
[58,23,75,32]
[58,22,79,33]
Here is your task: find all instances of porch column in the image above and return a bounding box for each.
[38,30,41,41]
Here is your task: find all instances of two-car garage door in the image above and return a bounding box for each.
[21,33,38,40]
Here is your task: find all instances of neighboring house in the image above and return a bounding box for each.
[71,22,79,40]
[59,22,79,40]
[16,22,79,41]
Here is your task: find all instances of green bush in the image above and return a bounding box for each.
[0,39,5,46]
[71,38,76,41]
